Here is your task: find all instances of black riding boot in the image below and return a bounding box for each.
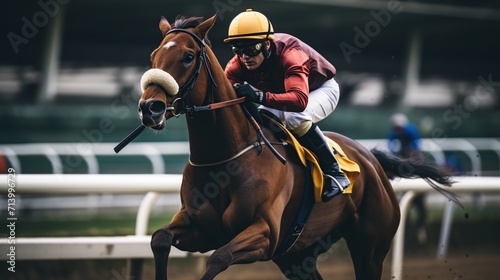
[298,124,350,202]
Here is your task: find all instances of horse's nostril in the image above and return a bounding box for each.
[149,100,166,115]
[139,100,166,118]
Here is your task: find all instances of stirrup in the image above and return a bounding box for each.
[326,174,347,191]
[321,174,346,202]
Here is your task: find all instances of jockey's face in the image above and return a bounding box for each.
[234,40,270,71]
[239,51,264,70]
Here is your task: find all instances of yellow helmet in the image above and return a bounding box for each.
[224,9,274,43]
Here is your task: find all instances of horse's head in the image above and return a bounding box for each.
[138,15,217,130]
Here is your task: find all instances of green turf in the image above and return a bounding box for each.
[0,211,175,238]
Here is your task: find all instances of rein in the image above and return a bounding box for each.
[114,28,242,153]
[116,27,285,165]
[163,28,286,165]
[189,141,288,167]
[166,96,246,117]
[163,28,242,117]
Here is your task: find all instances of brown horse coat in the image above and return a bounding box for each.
[138,14,454,280]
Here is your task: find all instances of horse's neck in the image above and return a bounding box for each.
[186,51,256,164]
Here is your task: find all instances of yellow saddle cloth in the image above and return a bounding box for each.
[270,120,361,202]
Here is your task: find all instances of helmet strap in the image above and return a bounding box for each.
[262,41,272,59]
[265,18,272,40]
[262,18,273,59]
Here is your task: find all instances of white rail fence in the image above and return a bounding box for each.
[0,139,498,212]
[1,138,500,176]
[0,174,499,279]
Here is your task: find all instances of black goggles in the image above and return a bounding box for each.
[231,42,264,57]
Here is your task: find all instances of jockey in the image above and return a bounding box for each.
[224,9,349,202]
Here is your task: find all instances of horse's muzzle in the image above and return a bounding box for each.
[138,99,166,129]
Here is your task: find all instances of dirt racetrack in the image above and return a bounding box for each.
[0,241,500,280]
[162,245,500,280]
[3,243,498,280]
[190,213,500,280]
[216,251,500,279]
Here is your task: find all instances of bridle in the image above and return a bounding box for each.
[162,28,245,117]
[142,27,286,166]
[116,26,280,158]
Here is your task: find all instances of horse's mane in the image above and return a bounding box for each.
[173,15,212,47]
[173,15,203,29]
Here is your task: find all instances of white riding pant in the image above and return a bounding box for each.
[260,78,340,132]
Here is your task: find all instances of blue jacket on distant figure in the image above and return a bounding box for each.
[387,113,421,158]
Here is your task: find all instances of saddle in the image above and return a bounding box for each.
[260,110,360,202]
[257,109,362,257]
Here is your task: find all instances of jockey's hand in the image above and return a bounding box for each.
[233,82,266,104]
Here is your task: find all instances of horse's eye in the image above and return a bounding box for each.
[184,53,195,64]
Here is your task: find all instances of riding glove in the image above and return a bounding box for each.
[234,83,267,104]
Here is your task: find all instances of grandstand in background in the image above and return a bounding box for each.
[1,0,499,142]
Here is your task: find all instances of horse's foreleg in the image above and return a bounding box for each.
[151,211,211,280]
[200,218,272,280]
[151,226,174,280]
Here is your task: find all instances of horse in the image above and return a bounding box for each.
[137,14,457,280]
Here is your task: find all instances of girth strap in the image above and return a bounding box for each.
[273,163,315,258]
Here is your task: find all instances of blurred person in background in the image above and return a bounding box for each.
[388,113,421,158]
[223,9,349,202]
[387,113,428,244]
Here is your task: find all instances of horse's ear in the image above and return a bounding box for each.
[197,14,217,38]
[159,16,171,37]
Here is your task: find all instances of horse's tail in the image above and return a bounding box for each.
[371,149,462,208]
